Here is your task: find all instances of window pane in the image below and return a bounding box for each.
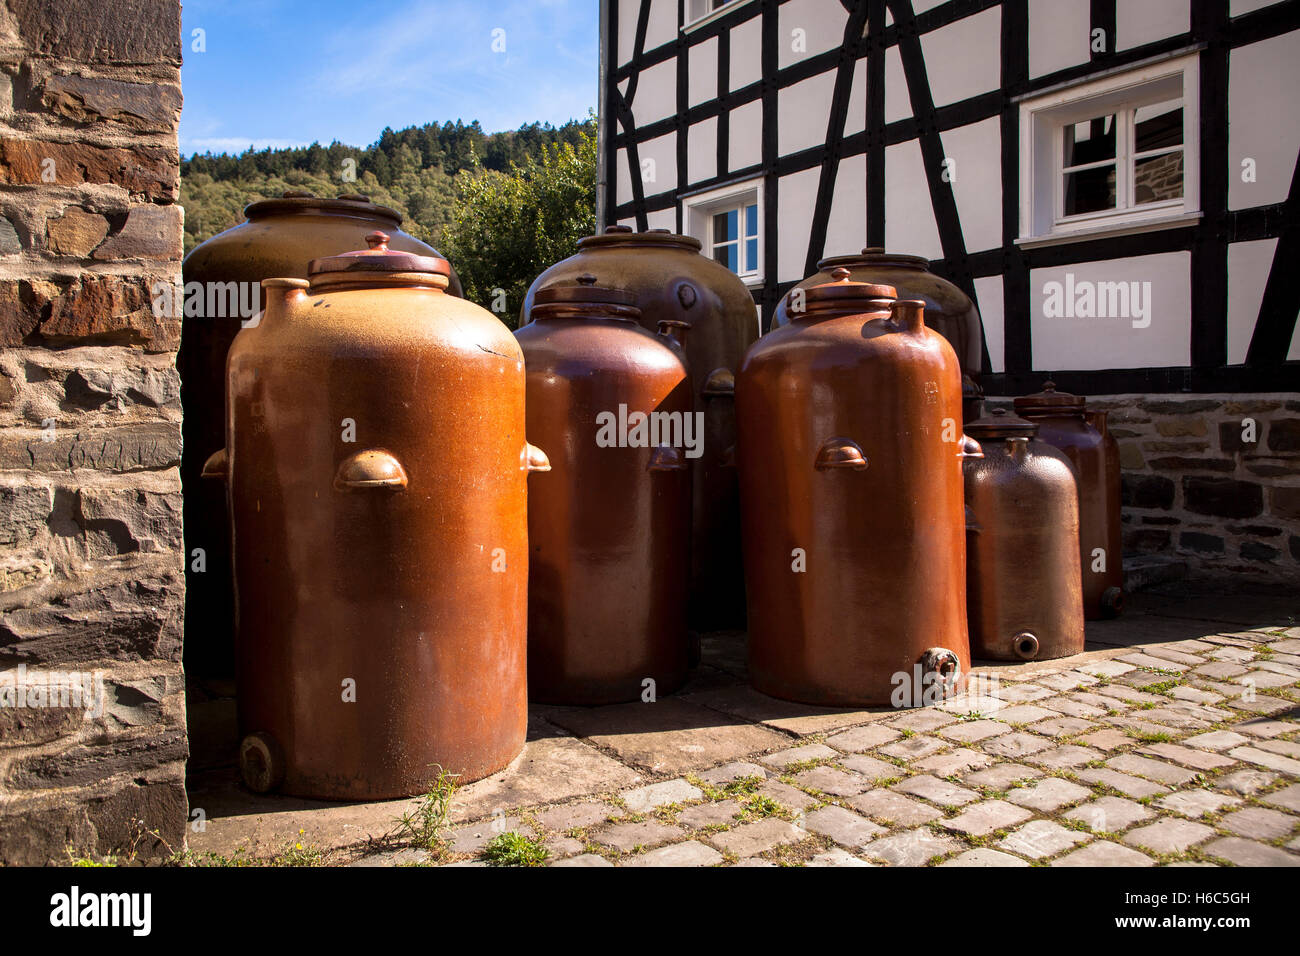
[1063,164,1116,216]
[745,203,758,238]
[1135,100,1183,153]
[714,242,738,272]
[1063,114,1116,168]
[713,209,738,244]
[745,238,758,271]
[1134,150,1183,204]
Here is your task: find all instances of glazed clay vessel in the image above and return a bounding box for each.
[1014,383,1124,620]
[206,232,542,800]
[964,409,1085,661]
[774,247,985,422]
[737,271,979,707]
[181,192,457,680]
[516,274,692,705]
[522,226,757,630]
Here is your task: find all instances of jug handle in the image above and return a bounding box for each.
[334,449,408,491]
[701,367,735,398]
[956,434,984,459]
[648,444,688,472]
[814,437,868,471]
[201,448,228,481]
[521,442,551,473]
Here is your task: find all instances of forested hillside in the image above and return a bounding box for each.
[180,117,594,254]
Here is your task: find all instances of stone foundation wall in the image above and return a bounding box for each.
[0,0,186,864]
[991,393,1300,584]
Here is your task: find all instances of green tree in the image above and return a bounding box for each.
[441,124,596,327]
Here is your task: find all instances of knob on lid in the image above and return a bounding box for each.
[532,272,639,311]
[965,407,1039,439]
[1013,380,1086,414]
[308,230,451,283]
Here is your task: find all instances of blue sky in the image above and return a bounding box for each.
[179,0,598,157]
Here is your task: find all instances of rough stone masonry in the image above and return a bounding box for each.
[0,0,187,864]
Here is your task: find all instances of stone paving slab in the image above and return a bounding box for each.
[187,593,1299,868]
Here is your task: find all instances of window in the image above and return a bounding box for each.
[682,179,763,285]
[1018,51,1200,246]
[711,203,759,275]
[684,0,751,32]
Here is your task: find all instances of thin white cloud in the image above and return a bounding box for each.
[183,136,314,154]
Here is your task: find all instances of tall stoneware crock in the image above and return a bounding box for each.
[774,247,985,422]
[516,274,693,704]
[737,270,979,707]
[964,409,1085,661]
[1014,383,1124,620]
[522,226,757,632]
[181,192,457,681]
[204,232,541,800]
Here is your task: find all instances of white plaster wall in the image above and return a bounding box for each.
[777,166,821,282]
[1028,0,1090,79]
[644,0,678,51]
[689,36,718,108]
[634,58,678,124]
[637,132,678,199]
[885,139,944,261]
[616,147,632,209]
[778,0,848,71]
[731,17,763,91]
[688,117,718,185]
[973,275,1005,374]
[1228,32,1300,211]
[646,207,678,231]
[617,0,639,66]
[1029,252,1192,370]
[1116,0,1189,51]
[778,70,836,157]
[1226,238,1277,365]
[939,116,1003,254]
[884,45,909,124]
[920,6,1001,108]
[1231,0,1287,14]
[845,57,866,136]
[825,153,866,259]
[729,98,762,173]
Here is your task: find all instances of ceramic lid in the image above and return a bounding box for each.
[816,246,931,273]
[1013,380,1086,414]
[532,272,639,313]
[245,190,404,224]
[965,408,1039,440]
[308,231,451,286]
[795,267,897,314]
[577,224,703,253]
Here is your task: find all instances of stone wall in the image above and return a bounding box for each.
[992,393,1300,584]
[0,0,186,864]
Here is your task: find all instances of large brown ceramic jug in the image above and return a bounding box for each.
[522,226,758,631]
[205,232,541,800]
[774,247,985,422]
[180,192,458,681]
[516,274,692,704]
[1014,383,1124,620]
[737,271,978,707]
[964,409,1085,661]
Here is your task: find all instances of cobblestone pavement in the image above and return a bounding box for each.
[185,589,1300,867]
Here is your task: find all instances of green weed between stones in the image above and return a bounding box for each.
[392,765,459,854]
[481,831,550,867]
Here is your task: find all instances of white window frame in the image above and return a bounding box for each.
[683,0,753,34]
[681,177,764,287]
[1017,51,1202,249]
